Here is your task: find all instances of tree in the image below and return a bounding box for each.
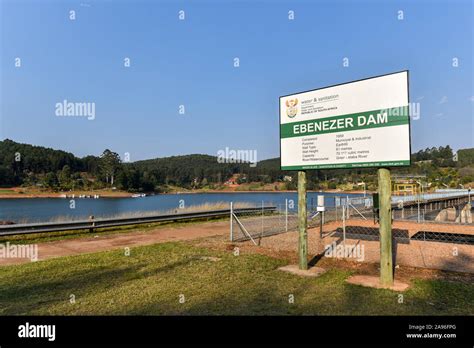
[0,165,17,186]
[58,165,72,190]
[43,172,58,188]
[99,149,121,187]
[458,148,474,167]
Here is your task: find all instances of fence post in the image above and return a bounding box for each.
[417,200,421,223]
[89,215,94,233]
[346,195,349,218]
[230,202,233,241]
[342,205,346,246]
[285,198,288,232]
[320,210,323,237]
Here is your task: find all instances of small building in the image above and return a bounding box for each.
[393,183,417,195]
[224,174,242,186]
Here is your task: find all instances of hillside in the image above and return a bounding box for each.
[0,139,472,193]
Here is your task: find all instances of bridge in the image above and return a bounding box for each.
[339,189,472,223]
[391,189,472,222]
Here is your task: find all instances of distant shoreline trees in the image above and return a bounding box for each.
[0,139,472,192]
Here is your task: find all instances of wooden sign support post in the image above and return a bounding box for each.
[298,171,308,270]
[378,167,394,286]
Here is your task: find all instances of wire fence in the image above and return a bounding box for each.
[229,193,474,272]
[230,194,474,248]
[336,196,473,245]
[334,202,474,272]
[230,200,331,243]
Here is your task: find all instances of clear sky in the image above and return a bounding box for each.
[1,0,473,161]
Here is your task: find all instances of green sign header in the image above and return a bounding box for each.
[280,106,409,139]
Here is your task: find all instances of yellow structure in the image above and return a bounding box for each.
[392,181,419,196]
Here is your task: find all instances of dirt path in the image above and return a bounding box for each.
[0,221,229,266]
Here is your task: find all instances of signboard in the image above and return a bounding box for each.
[279,71,410,170]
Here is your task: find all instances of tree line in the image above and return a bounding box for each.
[0,139,472,192]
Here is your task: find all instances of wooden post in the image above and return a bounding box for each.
[378,168,393,286]
[298,171,308,270]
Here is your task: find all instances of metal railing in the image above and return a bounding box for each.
[0,206,276,237]
[392,190,471,204]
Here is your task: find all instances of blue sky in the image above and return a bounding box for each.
[1,0,473,161]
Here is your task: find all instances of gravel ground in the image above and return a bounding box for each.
[202,219,474,274]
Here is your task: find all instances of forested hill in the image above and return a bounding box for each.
[133,155,283,185]
[0,139,472,192]
[0,139,83,174]
[0,139,285,190]
[0,139,103,187]
[133,154,238,184]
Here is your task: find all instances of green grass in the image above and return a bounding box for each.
[0,242,473,315]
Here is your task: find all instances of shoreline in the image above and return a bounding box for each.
[0,189,370,199]
[164,190,369,195]
[0,190,134,199]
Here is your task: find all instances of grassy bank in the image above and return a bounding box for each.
[0,242,473,315]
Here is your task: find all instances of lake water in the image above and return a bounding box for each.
[0,192,363,223]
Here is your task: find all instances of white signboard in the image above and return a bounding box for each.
[279,71,411,170]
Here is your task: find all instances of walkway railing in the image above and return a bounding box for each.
[392,190,471,204]
[0,206,276,237]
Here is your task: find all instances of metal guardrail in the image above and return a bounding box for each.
[328,192,471,210]
[392,191,471,204]
[0,206,276,237]
[392,194,471,207]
